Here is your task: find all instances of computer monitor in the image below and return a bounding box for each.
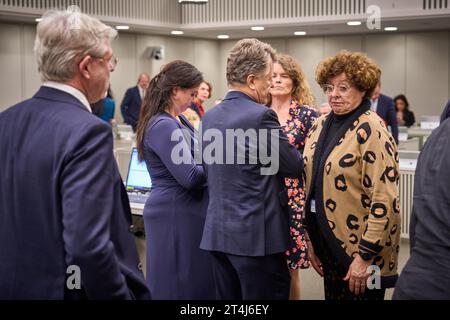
[126,148,152,192]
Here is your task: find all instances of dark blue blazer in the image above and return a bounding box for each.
[0,87,150,300]
[200,91,303,256]
[376,94,399,144]
[120,86,142,130]
[393,113,450,299]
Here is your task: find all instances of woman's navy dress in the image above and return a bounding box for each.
[142,112,215,299]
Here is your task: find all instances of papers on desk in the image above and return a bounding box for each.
[419,116,440,130]
[399,151,420,171]
[420,122,439,130]
[130,202,144,215]
[399,132,408,142]
[399,159,418,171]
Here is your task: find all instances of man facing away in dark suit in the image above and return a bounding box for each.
[200,39,304,300]
[120,73,150,131]
[370,82,399,144]
[0,8,150,300]
[393,100,450,300]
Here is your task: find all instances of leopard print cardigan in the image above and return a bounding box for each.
[303,110,401,284]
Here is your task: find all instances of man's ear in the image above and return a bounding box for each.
[78,55,92,80]
[246,74,256,90]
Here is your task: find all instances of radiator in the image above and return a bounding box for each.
[398,170,415,239]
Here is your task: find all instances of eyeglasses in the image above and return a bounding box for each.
[322,83,353,96]
[93,55,118,71]
[108,55,118,70]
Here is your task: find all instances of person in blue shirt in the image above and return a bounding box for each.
[92,86,116,126]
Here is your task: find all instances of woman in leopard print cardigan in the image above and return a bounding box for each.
[303,50,400,300]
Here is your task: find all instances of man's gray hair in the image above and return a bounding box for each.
[34,6,118,82]
[226,38,276,86]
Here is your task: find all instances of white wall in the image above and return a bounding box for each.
[1,21,449,121]
[0,24,24,110]
[217,31,450,119]
[0,23,222,124]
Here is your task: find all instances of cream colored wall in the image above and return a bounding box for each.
[0,23,222,123]
[0,21,449,120]
[216,32,450,119]
[0,24,25,111]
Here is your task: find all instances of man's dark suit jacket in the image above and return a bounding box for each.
[375,94,399,144]
[200,91,303,257]
[120,86,142,131]
[0,86,150,300]
[393,109,450,299]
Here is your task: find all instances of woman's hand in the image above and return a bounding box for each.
[306,240,324,277]
[396,112,405,126]
[343,255,373,296]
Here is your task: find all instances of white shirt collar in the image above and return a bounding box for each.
[138,86,145,99]
[42,81,92,113]
[371,98,379,112]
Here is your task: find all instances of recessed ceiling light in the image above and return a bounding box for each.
[251,26,265,31]
[35,18,42,22]
[294,31,307,36]
[171,30,184,35]
[217,35,230,39]
[116,26,130,30]
[179,0,208,2]
[384,27,398,31]
[347,21,362,26]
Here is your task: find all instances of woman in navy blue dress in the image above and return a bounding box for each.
[135,60,215,299]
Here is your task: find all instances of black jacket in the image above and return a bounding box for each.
[393,104,450,299]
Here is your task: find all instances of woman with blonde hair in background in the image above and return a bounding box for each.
[269,53,318,300]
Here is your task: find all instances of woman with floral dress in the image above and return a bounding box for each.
[270,53,318,300]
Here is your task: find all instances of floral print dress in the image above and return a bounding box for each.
[283,100,318,269]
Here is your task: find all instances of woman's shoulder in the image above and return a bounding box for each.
[362,110,387,125]
[292,102,316,113]
[148,113,180,132]
[361,110,396,142]
[289,102,318,120]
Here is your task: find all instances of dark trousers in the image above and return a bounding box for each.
[210,251,290,300]
[322,259,386,300]
[314,228,385,300]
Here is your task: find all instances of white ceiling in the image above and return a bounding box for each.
[0,8,449,40]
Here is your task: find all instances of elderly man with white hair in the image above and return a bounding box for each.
[0,7,150,300]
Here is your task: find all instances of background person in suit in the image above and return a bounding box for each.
[121,72,150,131]
[135,60,215,299]
[370,82,399,144]
[200,38,304,300]
[0,7,150,300]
